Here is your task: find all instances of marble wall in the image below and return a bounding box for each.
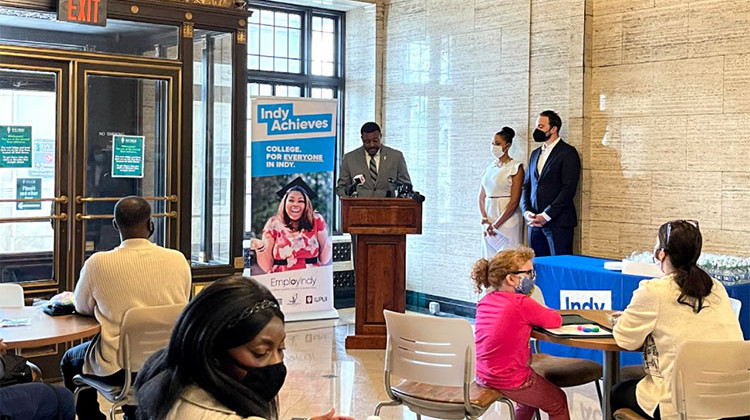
[344,4,377,153]
[381,0,534,302]
[378,0,596,303]
[585,0,750,259]
[344,0,750,303]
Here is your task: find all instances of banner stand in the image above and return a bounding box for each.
[242,268,339,322]
[249,97,339,322]
[283,310,340,322]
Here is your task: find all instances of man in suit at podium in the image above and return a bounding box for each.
[336,122,411,197]
[521,110,581,256]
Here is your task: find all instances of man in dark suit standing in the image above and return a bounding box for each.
[521,110,581,256]
[336,122,411,197]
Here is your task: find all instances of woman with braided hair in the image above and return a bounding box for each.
[134,276,351,420]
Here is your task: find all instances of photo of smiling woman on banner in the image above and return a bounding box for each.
[250,176,332,274]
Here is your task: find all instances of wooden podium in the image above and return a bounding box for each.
[341,197,422,349]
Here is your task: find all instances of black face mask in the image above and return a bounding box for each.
[533,128,550,142]
[233,361,287,402]
[147,220,154,238]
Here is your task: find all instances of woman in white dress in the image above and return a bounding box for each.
[479,127,525,257]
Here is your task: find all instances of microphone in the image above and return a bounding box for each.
[387,177,411,189]
[346,174,365,196]
[387,177,407,185]
[387,178,424,202]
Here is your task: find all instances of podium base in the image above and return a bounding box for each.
[345,334,386,349]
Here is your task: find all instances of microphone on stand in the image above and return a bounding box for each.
[387,177,407,186]
[346,174,365,196]
[387,178,425,202]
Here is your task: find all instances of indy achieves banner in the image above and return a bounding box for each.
[247,97,338,322]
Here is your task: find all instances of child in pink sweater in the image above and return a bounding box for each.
[472,246,569,420]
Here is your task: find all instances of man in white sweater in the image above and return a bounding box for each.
[61,196,191,420]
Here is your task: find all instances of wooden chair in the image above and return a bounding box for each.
[374,310,515,420]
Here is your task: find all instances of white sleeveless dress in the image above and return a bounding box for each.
[480,159,523,258]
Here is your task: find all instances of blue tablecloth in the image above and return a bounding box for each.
[533,255,750,366]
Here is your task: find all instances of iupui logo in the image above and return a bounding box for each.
[306,295,313,304]
[257,104,332,136]
[560,290,612,310]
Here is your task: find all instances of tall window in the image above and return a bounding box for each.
[192,30,234,265]
[245,3,343,236]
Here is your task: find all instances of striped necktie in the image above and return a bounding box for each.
[369,155,378,184]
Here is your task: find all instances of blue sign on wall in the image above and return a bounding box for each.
[251,137,335,177]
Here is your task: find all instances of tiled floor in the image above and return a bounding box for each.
[277,309,603,420]
[102,308,604,419]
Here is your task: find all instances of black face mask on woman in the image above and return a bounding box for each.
[233,361,287,401]
[533,128,550,142]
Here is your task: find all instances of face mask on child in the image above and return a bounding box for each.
[513,271,536,295]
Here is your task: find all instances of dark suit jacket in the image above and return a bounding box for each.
[521,140,581,228]
[336,145,411,197]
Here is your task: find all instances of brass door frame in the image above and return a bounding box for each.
[0,56,70,295]
[1,0,250,285]
[72,61,182,283]
[0,49,182,294]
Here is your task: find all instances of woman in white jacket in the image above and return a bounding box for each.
[610,220,743,420]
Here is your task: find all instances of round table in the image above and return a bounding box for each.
[531,310,632,420]
[0,306,100,349]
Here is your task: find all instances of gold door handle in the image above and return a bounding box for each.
[0,195,68,204]
[75,211,177,221]
[75,195,178,203]
[0,213,67,223]
[75,214,112,221]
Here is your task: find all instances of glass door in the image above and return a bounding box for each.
[72,62,181,279]
[0,59,70,295]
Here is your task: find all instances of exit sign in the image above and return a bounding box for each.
[58,0,107,26]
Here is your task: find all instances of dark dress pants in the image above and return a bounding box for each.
[528,226,574,257]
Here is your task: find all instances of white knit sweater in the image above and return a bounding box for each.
[613,274,743,420]
[74,238,191,376]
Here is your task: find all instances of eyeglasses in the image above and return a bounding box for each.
[664,219,700,250]
[511,269,536,279]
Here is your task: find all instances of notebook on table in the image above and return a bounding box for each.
[533,314,614,338]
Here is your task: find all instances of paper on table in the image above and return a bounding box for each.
[485,228,510,252]
[604,261,623,271]
[0,318,31,327]
[541,323,613,338]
